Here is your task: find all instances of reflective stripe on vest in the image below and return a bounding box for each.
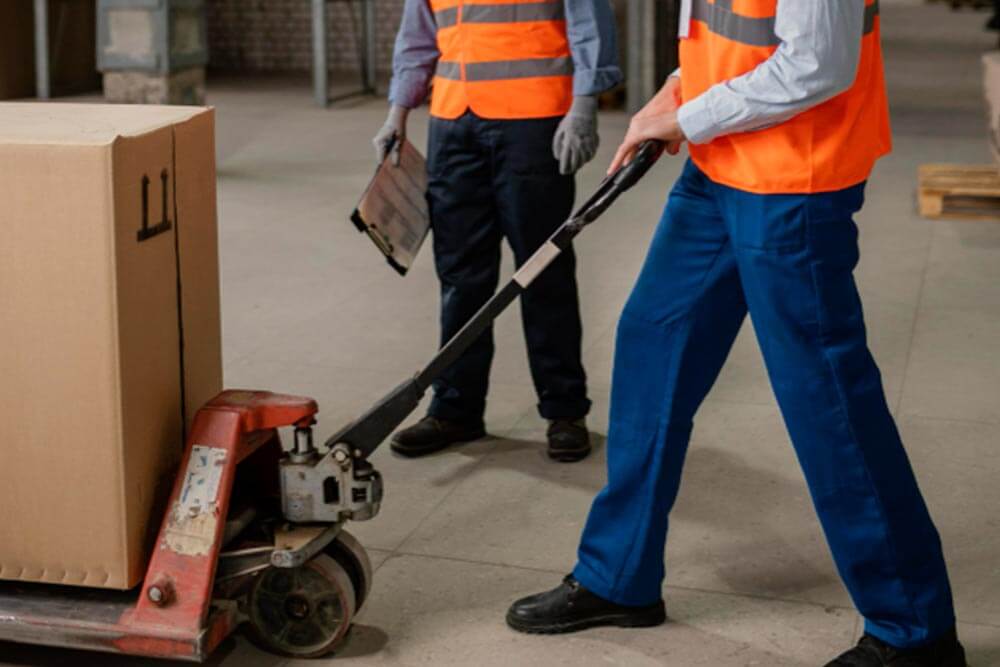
[690,0,880,47]
[435,6,459,27]
[682,0,891,194]
[435,2,565,27]
[429,0,574,120]
[436,56,573,82]
[436,61,462,80]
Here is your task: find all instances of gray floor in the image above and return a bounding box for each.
[4,2,1000,666]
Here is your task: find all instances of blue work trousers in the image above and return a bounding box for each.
[574,160,955,649]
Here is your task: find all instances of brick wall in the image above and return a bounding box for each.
[206,0,403,74]
[206,0,634,79]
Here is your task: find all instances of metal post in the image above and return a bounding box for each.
[33,0,50,99]
[626,0,644,113]
[363,0,377,94]
[313,0,329,106]
[654,0,681,89]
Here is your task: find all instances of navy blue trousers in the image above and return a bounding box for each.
[574,161,955,648]
[426,112,591,424]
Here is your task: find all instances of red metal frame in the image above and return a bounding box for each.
[0,390,318,662]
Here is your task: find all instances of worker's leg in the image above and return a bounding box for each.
[426,113,503,424]
[488,116,591,421]
[572,161,748,605]
[717,180,956,649]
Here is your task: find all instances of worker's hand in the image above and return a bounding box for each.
[373,105,410,166]
[553,96,599,175]
[638,74,684,156]
[608,75,685,174]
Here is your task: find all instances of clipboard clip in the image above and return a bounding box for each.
[378,135,400,169]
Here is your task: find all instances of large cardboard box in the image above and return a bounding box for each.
[0,104,222,589]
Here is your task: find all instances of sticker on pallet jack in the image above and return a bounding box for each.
[179,446,226,514]
[164,446,227,556]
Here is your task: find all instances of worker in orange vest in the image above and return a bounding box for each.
[507,2,967,665]
[375,0,622,462]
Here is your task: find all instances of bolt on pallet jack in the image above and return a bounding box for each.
[0,142,663,662]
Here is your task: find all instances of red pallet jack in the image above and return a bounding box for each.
[0,142,663,662]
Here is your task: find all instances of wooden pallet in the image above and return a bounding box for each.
[918,163,1000,220]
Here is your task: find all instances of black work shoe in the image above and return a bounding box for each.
[547,419,591,462]
[825,630,967,667]
[390,415,486,458]
[506,575,666,634]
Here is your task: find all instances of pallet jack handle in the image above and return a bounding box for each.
[325,140,665,459]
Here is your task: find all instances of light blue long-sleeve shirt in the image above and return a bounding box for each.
[388,0,624,109]
[675,0,867,145]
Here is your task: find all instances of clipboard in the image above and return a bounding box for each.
[350,138,430,276]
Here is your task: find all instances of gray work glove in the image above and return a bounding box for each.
[552,96,599,175]
[372,104,409,166]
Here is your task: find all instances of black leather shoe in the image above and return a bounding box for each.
[506,575,666,634]
[390,415,486,457]
[825,630,967,667]
[547,419,591,462]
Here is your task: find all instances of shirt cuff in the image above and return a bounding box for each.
[677,93,722,145]
[388,71,431,109]
[572,65,624,96]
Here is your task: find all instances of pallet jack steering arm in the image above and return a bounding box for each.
[324,140,665,461]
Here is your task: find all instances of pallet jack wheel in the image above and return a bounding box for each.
[246,553,356,658]
[325,529,374,613]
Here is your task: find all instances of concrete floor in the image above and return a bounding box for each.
[4,1,1000,665]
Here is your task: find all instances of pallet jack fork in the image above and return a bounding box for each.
[0,142,663,662]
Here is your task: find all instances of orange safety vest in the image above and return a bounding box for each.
[428,0,574,120]
[681,0,891,194]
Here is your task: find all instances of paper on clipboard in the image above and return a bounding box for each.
[351,138,430,275]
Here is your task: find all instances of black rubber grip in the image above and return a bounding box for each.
[612,140,664,193]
